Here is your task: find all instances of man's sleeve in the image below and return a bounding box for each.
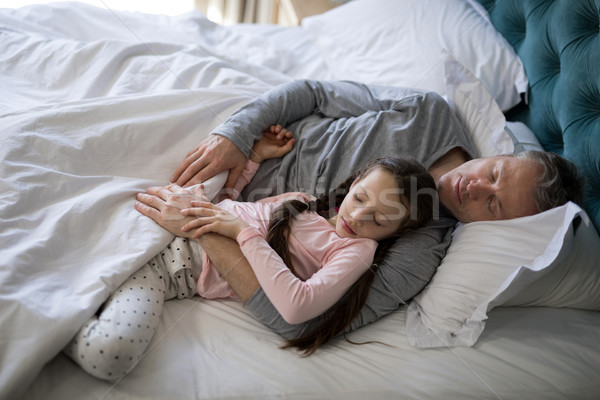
[212,79,424,158]
[244,218,456,339]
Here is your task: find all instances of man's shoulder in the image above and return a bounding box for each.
[389,216,456,252]
[373,215,457,299]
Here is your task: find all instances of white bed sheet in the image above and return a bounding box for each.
[1,2,599,400]
[24,302,600,400]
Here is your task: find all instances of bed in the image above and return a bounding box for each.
[1,0,599,399]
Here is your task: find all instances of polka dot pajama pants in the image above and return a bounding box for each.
[64,237,203,381]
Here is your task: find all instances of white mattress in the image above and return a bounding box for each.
[1,3,599,400]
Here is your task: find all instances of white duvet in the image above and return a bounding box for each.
[0,3,292,398]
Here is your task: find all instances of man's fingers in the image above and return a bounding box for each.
[223,164,245,191]
[185,144,201,158]
[145,186,175,200]
[179,158,231,188]
[145,187,173,202]
[134,200,161,220]
[175,157,208,187]
[171,147,197,183]
[145,186,162,195]
[166,183,188,193]
[172,134,246,187]
[175,135,222,186]
[136,192,164,209]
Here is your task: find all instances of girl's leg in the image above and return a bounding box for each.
[64,262,167,380]
[64,238,200,381]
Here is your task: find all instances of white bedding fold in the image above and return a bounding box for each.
[0,30,289,116]
[0,4,294,397]
[0,2,293,71]
[0,89,254,399]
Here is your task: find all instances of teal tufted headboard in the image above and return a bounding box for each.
[475,0,600,232]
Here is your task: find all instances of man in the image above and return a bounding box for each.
[137,80,583,340]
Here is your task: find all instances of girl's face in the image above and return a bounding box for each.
[332,168,408,241]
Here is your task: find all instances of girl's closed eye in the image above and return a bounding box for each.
[374,214,386,226]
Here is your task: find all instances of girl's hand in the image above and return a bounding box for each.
[181,201,250,240]
[249,125,295,163]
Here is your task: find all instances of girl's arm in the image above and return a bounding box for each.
[135,187,262,302]
[236,229,378,324]
[180,191,377,325]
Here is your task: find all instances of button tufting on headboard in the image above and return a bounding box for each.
[476,0,600,232]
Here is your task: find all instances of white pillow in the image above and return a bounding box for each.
[406,202,600,348]
[302,0,528,111]
[505,121,544,152]
[443,53,514,157]
[501,215,600,308]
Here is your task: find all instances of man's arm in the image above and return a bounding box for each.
[211,79,423,158]
[196,233,259,303]
[172,79,429,189]
[163,81,473,339]
[171,80,320,188]
[135,184,261,301]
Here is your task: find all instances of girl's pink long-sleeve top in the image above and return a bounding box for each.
[196,160,378,324]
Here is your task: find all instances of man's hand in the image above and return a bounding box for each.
[170,135,246,189]
[136,184,261,302]
[135,184,204,238]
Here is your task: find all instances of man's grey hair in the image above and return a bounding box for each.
[511,150,585,212]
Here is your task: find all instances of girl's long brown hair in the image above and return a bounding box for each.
[266,156,436,355]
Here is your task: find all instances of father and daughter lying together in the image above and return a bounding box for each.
[64,80,584,380]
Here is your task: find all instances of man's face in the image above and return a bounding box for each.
[437,155,543,223]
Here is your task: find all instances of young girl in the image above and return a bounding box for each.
[65,126,436,380]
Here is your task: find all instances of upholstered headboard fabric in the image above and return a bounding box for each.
[476,0,600,232]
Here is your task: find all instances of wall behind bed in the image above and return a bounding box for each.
[475,0,600,232]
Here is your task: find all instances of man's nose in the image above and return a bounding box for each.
[466,180,492,200]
